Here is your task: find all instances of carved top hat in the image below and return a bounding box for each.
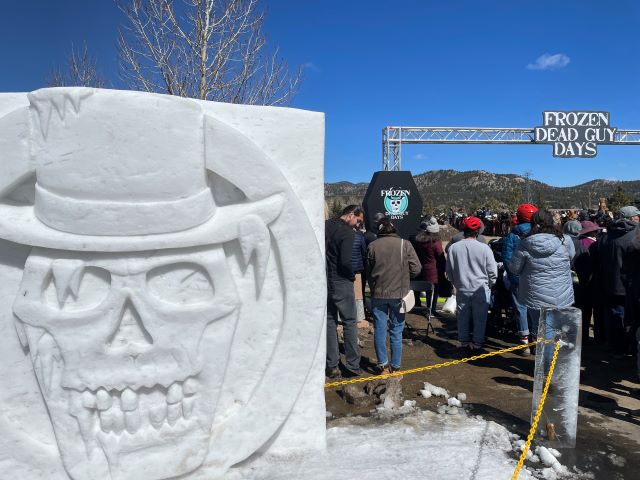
[0,88,283,252]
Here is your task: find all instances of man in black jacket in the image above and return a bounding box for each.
[624,232,640,380]
[326,205,364,377]
[597,205,640,354]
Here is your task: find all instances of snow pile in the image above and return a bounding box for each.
[506,435,590,479]
[513,439,540,463]
[535,445,570,477]
[419,382,466,415]
[607,453,626,467]
[226,410,536,480]
[376,398,417,417]
[419,382,449,399]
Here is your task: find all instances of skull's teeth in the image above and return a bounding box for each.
[75,378,199,436]
[124,410,141,434]
[121,388,138,411]
[167,403,182,426]
[99,407,124,434]
[82,390,97,409]
[182,397,195,419]
[149,404,167,429]
[96,388,112,410]
[166,383,183,404]
[183,378,198,396]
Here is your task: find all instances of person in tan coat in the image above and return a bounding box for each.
[367,219,421,373]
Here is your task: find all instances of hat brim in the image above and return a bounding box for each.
[0,193,284,252]
[580,226,602,235]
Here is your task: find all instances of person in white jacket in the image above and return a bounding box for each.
[446,216,497,352]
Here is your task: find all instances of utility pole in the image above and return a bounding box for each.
[523,171,533,203]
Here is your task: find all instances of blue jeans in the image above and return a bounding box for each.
[457,287,490,346]
[529,308,558,365]
[510,285,531,337]
[371,298,405,369]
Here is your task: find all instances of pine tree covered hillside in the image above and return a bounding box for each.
[324,170,640,212]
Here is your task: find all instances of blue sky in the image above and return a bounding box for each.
[2,1,639,187]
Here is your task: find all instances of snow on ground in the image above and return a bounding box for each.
[225,380,596,480]
[227,407,537,480]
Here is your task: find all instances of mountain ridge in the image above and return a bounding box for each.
[325,169,640,210]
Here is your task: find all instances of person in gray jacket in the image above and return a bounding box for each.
[508,209,575,338]
[367,219,421,373]
[446,216,497,352]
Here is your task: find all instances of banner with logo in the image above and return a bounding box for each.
[363,171,423,239]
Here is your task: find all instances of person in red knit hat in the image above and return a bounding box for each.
[445,216,498,352]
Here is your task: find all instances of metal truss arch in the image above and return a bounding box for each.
[382,126,640,171]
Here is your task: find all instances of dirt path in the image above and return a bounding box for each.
[325,310,640,479]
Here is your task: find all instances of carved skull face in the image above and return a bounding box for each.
[13,245,240,480]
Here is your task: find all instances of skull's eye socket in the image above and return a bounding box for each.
[44,267,111,311]
[147,263,214,305]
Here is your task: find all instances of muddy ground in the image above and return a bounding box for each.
[325,309,640,479]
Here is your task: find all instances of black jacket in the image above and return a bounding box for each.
[567,235,590,284]
[597,219,639,297]
[326,218,356,289]
[623,233,640,328]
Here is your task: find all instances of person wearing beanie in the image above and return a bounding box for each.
[414,217,445,315]
[563,219,588,265]
[446,216,497,352]
[596,205,640,355]
[502,203,538,355]
[580,220,605,344]
[445,217,488,253]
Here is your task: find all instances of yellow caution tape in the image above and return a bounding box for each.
[324,339,554,388]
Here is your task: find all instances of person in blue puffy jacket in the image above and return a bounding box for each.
[508,209,575,338]
[502,203,538,354]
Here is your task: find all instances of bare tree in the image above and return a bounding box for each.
[47,43,106,88]
[117,0,303,105]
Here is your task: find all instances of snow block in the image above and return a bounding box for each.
[0,88,326,479]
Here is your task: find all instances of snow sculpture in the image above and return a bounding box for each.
[0,88,326,479]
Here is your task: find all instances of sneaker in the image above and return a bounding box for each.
[470,343,486,354]
[378,364,392,375]
[518,337,531,357]
[325,367,341,379]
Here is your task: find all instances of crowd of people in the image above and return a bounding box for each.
[325,202,640,383]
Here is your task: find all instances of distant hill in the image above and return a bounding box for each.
[325,169,640,211]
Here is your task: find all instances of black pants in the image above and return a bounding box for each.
[326,279,361,372]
